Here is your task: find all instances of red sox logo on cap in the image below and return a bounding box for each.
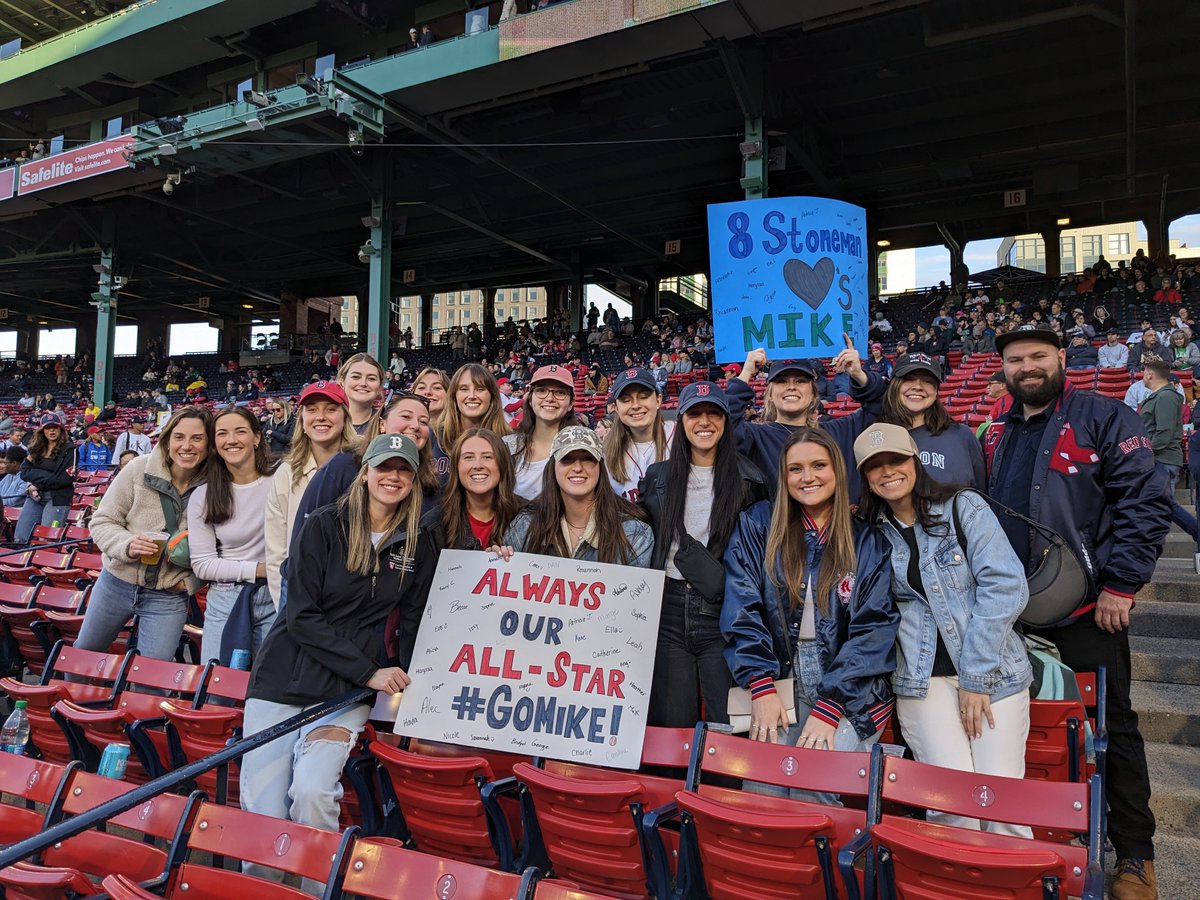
[625,369,637,378]
[389,435,405,450]
[696,384,710,396]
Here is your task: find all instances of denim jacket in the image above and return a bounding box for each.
[503,508,654,567]
[874,491,1032,701]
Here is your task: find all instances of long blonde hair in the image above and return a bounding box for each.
[284,399,358,487]
[436,364,510,450]
[342,460,423,577]
[764,428,856,616]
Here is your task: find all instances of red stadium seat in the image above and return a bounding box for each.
[0,644,131,763]
[53,654,205,780]
[510,727,694,898]
[654,724,873,900]
[160,662,251,804]
[338,836,525,900]
[369,737,529,869]
[528,875,623,899]
[1025,700,1088,785]
[149,800,356,900]
[862,752,1102,900]
[29,526,66,546]
[0,753,76,847]
[11,585,89,674]
[0,771,198,900]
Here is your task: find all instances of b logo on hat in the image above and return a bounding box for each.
[314,380,328,388]
[696,384,710,396]
[625,369,637,378]
[389,435,405,450]
[869,430,884,447]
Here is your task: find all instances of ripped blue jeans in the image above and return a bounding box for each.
[745,639,880,804]
[239,698,369,894]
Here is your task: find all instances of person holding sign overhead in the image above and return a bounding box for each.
[239,433,435,892]
[722,428,898,791]
[726,335,884,501]
[499,426,653,566]
[640,381,768,728]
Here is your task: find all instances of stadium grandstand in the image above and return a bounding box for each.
[0,0,1197,897]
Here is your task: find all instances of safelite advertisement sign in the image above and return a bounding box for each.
[15,135,134,196]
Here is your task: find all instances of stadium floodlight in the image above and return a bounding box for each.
[243,90,277,109]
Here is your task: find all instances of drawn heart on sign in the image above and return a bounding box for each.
[783,257,835,309]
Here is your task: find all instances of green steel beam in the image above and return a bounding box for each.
[92,241,116,407]
[741,116,767,199]
[365,152,391,362]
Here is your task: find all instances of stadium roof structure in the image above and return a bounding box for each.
[0,0,1198,333]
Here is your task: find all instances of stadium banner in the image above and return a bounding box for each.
[0,167,14,202]
[396,549,664,770]
[16,135,134,196]
[707,196,868,362]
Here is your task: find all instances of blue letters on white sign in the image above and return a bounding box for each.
[707,197,868,362]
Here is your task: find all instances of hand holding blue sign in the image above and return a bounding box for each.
[738,333,865,384]
[708,197,868,362]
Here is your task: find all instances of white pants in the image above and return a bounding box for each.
[896,676,1032,838]
[239,698,369,894]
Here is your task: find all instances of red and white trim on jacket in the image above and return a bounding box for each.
[744,684,895,734]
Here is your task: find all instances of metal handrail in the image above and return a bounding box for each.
[0,685,375,869]
[0,537,93,559]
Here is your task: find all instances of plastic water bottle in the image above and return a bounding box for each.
[229,649,251,671]
[1,700,30,756]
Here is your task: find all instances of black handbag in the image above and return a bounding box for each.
[952,490,1088,627]
[672,533,726,606]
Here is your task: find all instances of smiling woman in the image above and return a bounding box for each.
[76,406,214,661]
[503,364,580,501]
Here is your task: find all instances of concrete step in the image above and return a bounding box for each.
[1129,601,1200,639]
[1146,742,1200,833]
[1129,636,1200,684]
[1139,831,1200,900]
[1141,558,1199,602]
[1161,532,1197,559]
[1130,681,1200,746]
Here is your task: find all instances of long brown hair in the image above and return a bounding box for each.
[341,459,423,577]
[510,384,576,467]
[437,364,510,451]
[26,421,71,463]
[204,406,276,525]
[521,453,648,563]
[765,428,856,616]
[441,428,525,549]
[284,398,357,487]
[603,386,668,483]
[153,406,214,485]
[879,373,955,436]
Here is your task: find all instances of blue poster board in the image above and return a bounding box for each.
[707,197,868,362]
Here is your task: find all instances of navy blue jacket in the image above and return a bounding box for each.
[721,501,899,740]
[725,371,885,503]
[983,384,1170,621]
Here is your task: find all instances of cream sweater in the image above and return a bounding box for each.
[90,453,204,593]
[264,454,318,607]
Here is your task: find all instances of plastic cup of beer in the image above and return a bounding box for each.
[140,531,169,565]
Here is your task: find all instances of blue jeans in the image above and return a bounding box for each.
[745,639,880,804]
[200,582,277,665]
[74,570,189,661]
[1158,462,1198,540]
[14,499,69,544]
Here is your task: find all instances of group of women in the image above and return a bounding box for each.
[74,341,1037,885]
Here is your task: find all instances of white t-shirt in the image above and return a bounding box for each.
[505,433,552,501]
[608,423,674,502]
[664,464,714,580]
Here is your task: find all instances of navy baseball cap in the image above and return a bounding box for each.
[677,381,729,415]
[767,359,823,382]
[609,367,657,400]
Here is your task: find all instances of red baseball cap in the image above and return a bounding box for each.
[298,380,348,406]
[529,365,574,393]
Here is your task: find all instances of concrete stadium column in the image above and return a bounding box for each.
[1143,210,1169,263]
[1041,228,1062,278]
[569,266,585,332]
[91,243,117,407]
[75,320,96,361]
[420,294,433,347]
[483,287,497,340]
[13,326,33,361]
[365,153,393,362]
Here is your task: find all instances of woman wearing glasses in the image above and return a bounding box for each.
[503,365,579,501]
[263,399,294,455]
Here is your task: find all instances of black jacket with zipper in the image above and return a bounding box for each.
[638,454,769,577]
[20,444,76,507]
[249,502,436,707]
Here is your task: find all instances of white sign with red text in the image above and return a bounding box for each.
[16,136,134,196]
[396,550,664,769]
